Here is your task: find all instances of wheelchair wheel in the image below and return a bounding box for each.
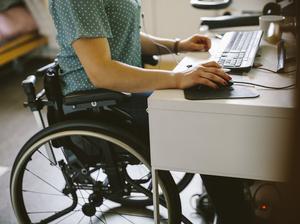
[172,172,194,193]
[10,121,181,224]
[111,171,194,207]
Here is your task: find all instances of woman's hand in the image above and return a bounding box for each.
[175,61,231,89]
[178,34,211,53]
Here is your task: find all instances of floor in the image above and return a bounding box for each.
[0,59,208,224]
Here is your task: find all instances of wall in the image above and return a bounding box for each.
[25,0,58,52]
[141,0,271,39]
[25,0,272,56]
[141,0,216,39]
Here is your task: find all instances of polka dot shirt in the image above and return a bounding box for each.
[0,0,22,11]
[49,0,142,95]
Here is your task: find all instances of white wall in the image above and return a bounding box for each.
[25,0,272,55]
[25,0,58,52]
[141,0,216,39]
[141,0,271,39]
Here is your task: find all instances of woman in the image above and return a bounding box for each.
[49,0,253,223]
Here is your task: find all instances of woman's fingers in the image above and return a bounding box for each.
[191,43,207,51]
[180,60,232,89]
[200,36,211,50]
[196,77,218,89]
[198,71,228,86]
[201,61,221,68]
[202,67,231,81]
[193,35,212,50]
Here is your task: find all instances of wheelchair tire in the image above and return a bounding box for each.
[175,173,195,193]
[10,121,182,224]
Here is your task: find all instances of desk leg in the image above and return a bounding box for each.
[152,167,160,224]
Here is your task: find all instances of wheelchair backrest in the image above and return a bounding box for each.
[37,60,66,124]
[23,59,133,127]
[37,60,62,103]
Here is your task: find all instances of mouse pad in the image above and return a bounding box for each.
[184,85,260,100]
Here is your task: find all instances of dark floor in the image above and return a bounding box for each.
[0,59,207,224]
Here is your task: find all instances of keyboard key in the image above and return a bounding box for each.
[215,30,263,71]
[239,53,245,58]
[224,60,233,66]
[224,32,238,52]
[236,59,243,67]
[219,58,226,64]
[228,53,239,59]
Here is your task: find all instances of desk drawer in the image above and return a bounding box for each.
[149,109,292,182]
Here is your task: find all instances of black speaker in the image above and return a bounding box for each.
[263,0,295,16]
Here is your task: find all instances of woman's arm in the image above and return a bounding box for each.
[140,32,177,55]
[72,37,230,93]
[141,32,212,55]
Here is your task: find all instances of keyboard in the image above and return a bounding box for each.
[213,30,263,72]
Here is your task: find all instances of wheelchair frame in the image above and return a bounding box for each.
[11,59,198,224]
[22,60,131,164]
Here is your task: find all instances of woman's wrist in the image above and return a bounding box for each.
[173,72,183,89]
[173,38,181,54]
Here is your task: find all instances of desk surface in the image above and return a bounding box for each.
[149,38,295,118]
[148,37,295,182]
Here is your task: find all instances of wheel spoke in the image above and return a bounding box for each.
[147,181,153,191]
[102,204,135,224]
[24,167,82,223]
[23,189,87,200]
[14,131,181,223]
[37,150,60,170]
[77,187,87,204]
[53,210,80,224]
[28,211,63,214]
[94,214,106,224]
[125,174,169,208]
[172,173,182,181]
[98,210,153,219]
[76,215,85,224]
[136,172,151,181]
[23,189,67,197]
[25,168,63,195]
[98,208,107,223]
[28,209,80,215]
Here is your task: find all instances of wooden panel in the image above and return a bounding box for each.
[0,33,38,54]
[0,36,48,66]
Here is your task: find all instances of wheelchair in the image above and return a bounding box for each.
[10,60,195,224]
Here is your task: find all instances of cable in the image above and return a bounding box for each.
[256,67,297,74]
[142,13,161,68]
[233,81,296,90]
[141,13,180,66]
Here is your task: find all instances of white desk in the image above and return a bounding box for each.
[149,37,295,223]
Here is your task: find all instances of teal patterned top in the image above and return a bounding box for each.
[49,0,142,95]
[0,0,22,11]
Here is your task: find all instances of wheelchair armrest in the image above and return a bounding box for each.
[22,75,37,103]
[22,75,47,111]
[36,59,58,76]
[63,89,129,106]
[142,55,159,66]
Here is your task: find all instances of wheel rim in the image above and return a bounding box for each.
[11,130,174,224]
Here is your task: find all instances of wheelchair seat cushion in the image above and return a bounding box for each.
[63,89,129,106]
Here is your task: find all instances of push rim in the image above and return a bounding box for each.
[11,129,177,224]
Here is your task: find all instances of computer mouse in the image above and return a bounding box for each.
[221,80,234,88]
[196,80,234,90]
